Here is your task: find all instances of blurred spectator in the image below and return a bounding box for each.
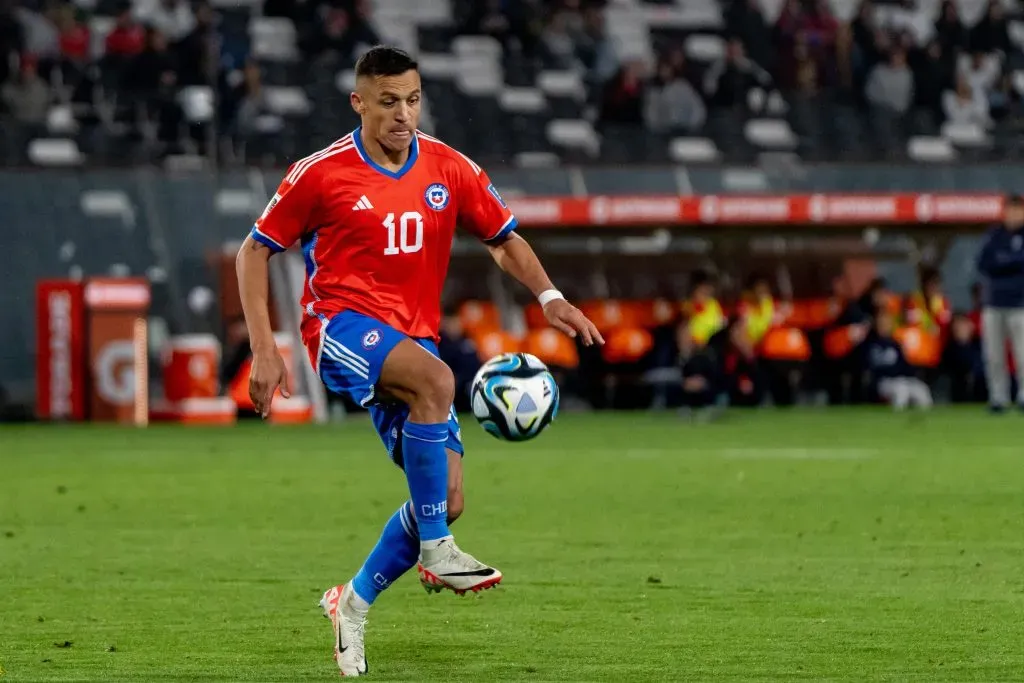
[934,0,970,55]
[970,0,1010,56]
[123,27,184,147]
[644,60,705,133]
[850,0,884,90]
[1,55,49,127]
[865,311,933,410]
[223,60,272,140]
[683,271,726,347]
[135,0,196,43]
[1,1,26,83]
[464,0,513,47]
[541,8,577,70]
[725,0,773,74]
[944,313,986,403]
[175,1,219,86]
[943,73,992,127]
[123,27,177,94]
[52,3,89,69]
[911,39,954,117]
[576,6,617,90]
[905,267,952,336]
[866,48,914,115]
[703,38,772,108]
[438,307,481,413]
[305,4,378,64]
[975,193,1024,411]
[720,318,764,407]
[600,59,645,125]
[677,321,721,412]
[105,2,146,58]
[14,4,59,67]
[957,49,1001,102]
[737,273,776,347]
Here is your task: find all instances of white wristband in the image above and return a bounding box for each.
[538,289,565,307]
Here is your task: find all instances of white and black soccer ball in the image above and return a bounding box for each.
[471,353,559,441]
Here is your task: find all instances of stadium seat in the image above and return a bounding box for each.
[684,34,726,62]
[248,17,299,62]
[523,328,580,369]
[602,326,654,364]
[907,136,956,162]
[263,87,312,116]
[473,330,521,359]
[579,300,638,333]
[824,325,865,359]
[759,327,811,362]
[785,299,840,330]
[894,326,942,368]
[523,302,549,330]
[499,88,547,115]
[744,119,798,150]
[547,120,600,157]
[27,139,84,166]
[458,300,501,336]
[513,151,560,168]
[941,121,990,148]
[669,137,721,163]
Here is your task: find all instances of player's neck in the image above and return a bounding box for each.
[360,127,410,172]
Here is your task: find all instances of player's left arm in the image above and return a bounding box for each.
[486,233,603,346]
[455,163,603,346]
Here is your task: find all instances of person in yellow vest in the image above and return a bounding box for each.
[904,267,952,338]
[737,273,778,346]
[681,271,726,347]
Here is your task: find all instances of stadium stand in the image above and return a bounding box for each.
[1,0,1023,167]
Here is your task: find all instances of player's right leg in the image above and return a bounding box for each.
[377,338,502,595]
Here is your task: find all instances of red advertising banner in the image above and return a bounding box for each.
[506,193,1005,227]
[35,280,87,421]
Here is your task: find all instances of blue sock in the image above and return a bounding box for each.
[350,501,418,605]
[401,420,451,541]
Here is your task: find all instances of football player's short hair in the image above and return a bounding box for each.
[355,46,419,79]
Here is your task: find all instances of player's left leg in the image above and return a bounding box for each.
[323,442,463,677]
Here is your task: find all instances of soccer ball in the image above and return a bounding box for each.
[471,353,559,441]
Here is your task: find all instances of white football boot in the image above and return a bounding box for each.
[319,584,367,676]
[417,537,503,595]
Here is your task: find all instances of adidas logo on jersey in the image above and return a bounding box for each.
[352,195,374,211]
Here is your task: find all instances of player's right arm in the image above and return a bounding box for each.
[235,165,320,417]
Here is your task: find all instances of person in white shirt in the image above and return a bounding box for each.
[957,50,1001,100]
[943,74,992,127]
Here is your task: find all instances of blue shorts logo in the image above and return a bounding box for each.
[487,183,507,208]
[425,183,450,211]
[362,329,382,349]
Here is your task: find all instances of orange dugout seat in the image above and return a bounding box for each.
[523,329,580,369]
[601,326,654,364]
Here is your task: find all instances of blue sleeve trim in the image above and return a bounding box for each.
[250,226,286,252]
[484,216,518,244]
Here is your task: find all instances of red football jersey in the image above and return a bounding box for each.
[250,129,517,346]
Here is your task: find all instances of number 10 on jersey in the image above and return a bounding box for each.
[383,212,423,255]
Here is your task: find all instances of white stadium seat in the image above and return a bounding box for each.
[744,118,798,150]
[669,137,721,163]
[28,138,84,167]
[907,136,957,162]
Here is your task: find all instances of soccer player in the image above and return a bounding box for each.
[235,46,603,676]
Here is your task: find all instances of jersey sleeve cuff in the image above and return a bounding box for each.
[250,226,287,252]
[484,215,518,243]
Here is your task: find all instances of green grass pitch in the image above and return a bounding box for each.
[2,409,1024,682]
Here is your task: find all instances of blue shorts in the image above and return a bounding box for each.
[316,310,463,466]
